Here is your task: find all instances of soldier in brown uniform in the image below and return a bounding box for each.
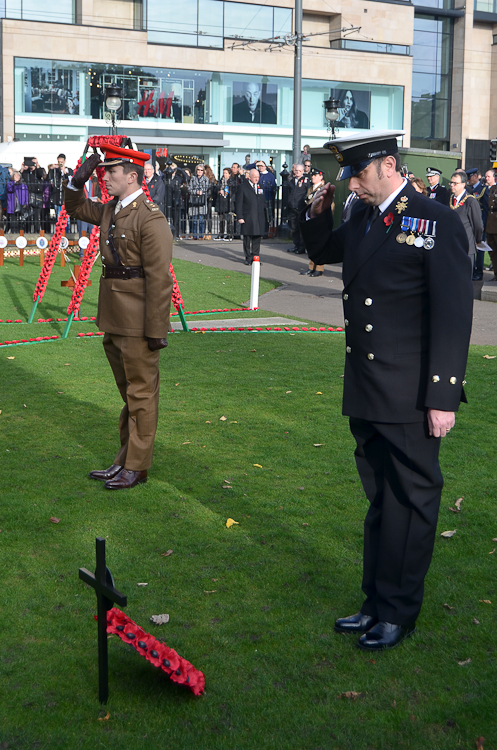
[64,143,173,489]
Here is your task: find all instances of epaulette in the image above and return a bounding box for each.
[144,199,160,212]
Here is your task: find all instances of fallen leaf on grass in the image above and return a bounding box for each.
[392,700,397,708]
[6,356,15,360]
[50,517,60,524]
[204,590,217,594]
[489,548,496,555]
[175,382,180,386]
[150,614,169,625]
[253,464,262,468]
[449,497,463,513]
[23,404,27,408]
[222,485,233,489]
[476,738,485,750]
[226,518,239,528]
[479,599,492,604]
[316,392,323,395]
[205,420,211,423]
[443,603,454,610]
[161,550,173,557]
[492,538,497,542]
[483,355,496,359]
[250,349,257,352]
[302,523,309,527]
[182,441,192,445]
[440,530,457,538]
[219,416,227,421]
[338,691,365,700]
[286,390,292,394]
[473,618,480,625]
[458,658,472,666]
[64,363,71,366]
[313,443,324,447]
[137,582,148,587]
[98,712,110,721]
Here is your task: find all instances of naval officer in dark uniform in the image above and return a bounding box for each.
[426,166,450,206]
[300,131,473,650]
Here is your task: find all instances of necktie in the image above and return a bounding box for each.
[115,200,123,215]
[366,206,380,234]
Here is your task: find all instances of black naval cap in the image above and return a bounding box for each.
[310,167,324,177]
[465,167,478,177]
[324,130,405,181]
[426,166,442,177]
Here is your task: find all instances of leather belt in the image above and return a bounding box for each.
[102,264,144,279]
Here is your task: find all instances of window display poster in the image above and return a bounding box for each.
[25,66,79,115]
[331,88,371,129]
[232,81,277,124]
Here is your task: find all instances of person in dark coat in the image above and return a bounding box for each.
[300,131,473,651]
[449,171,483,279]
[287,164,311,253]
[214,167,233,241]
[235,168,268,264]
[425,167,450,205]
[144,163,165,214]
[485,170,497,279]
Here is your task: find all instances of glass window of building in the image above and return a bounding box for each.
[14,59,404,136]
[1,0,74,22]
[411,15,453,149]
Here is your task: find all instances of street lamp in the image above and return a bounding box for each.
[105,84,122,135]
[324,97,340,140]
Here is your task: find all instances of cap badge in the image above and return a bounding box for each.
[329,145,343,163]
[132,201,137,207]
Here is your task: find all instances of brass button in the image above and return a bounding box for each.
[343,293,349,300]
[365,298,372,306]
[106,240,110,245]
[346,346,352,353]
[432,375,440,383]
[367,353,374,360]
[121,234,126,238]
[449,376,457,385]
[344,319,349,326]
[365,324,373,332]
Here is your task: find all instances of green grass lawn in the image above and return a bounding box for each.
[0,254,280,334]
[0,257,496,749]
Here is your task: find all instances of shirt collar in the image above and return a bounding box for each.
[378,178,408,214]
[120,187,143,209]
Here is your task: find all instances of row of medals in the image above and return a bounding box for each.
[396,231,435,250]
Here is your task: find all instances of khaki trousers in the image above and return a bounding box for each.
[102,333,161,471]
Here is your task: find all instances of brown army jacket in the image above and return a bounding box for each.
[64,188,173,338]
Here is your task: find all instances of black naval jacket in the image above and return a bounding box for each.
[300,181,473,423]
[427,182,450,206]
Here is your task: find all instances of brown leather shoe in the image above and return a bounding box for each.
[104,469,147,490]
[89,464,123,482]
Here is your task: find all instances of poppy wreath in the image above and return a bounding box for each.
[67,159,113,316]
[106,607,205,696]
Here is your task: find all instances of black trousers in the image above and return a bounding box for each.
[243,235,261,260]
[289,208,305,251]
[350,418,443,625]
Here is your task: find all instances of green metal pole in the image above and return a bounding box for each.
[27,296,40,324]
[177,304,189,332]
[62,311,75,339]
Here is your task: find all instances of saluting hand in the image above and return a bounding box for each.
[309,183,335,218]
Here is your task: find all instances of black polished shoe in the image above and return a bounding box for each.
[309,270,323,277]
[293,249,306,255]
[472,274,483,281]
[334,612,378,634]
[89,464,123,482]
[105,469,147,490]
[357,621,416,651]
[299,268,311,275]
[243,259,251,265]
[286,246,297,253]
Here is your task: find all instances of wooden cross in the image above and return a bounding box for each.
[79,537,127,704]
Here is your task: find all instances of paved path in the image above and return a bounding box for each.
[173,237,497,346]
